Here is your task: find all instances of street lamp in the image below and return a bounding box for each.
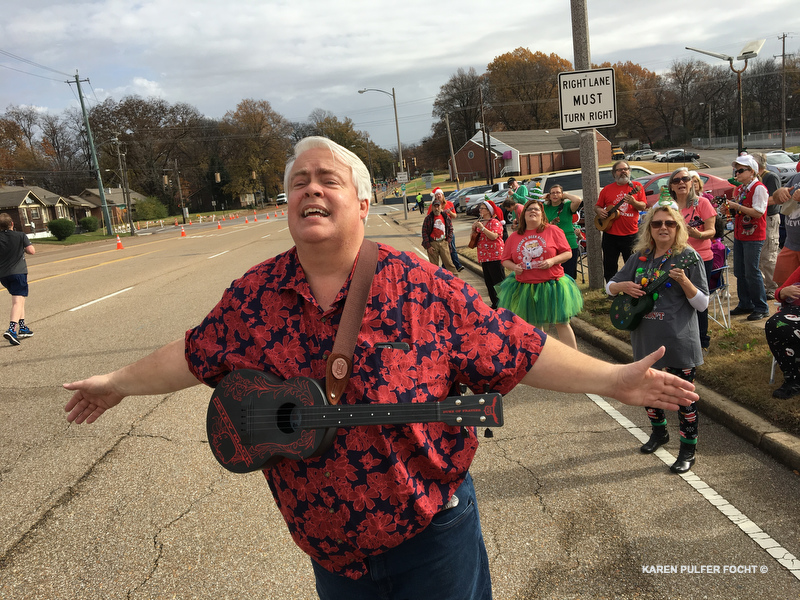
[686,39,765,155]
[358,87,407,220]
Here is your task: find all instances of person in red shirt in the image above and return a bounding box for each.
[428,187,463,271]
[421,196,457,273]
[470,199,505,308]
[63,137,698,599]
[595,161,647,282]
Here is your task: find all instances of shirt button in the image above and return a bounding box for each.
[328,507,335,514]
[324,471,331,478]
[321,317,326,323]
[323,352,329,360]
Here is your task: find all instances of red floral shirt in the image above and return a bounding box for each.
[185,244,544,578]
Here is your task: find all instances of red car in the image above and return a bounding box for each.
[634,172,735,208]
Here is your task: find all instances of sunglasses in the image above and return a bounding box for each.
[650,220,678,229]
[734,168,749,175]
[671,176,692,184]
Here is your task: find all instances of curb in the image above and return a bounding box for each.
[392,214,800,473]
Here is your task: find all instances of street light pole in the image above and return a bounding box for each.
[358,87,408,220]
[686,40,765,155]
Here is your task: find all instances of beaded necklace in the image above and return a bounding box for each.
[635,248,674,289]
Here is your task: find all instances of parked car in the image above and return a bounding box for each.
[770,149,800,162]
[659,149,699,162]
[526,165,654,200]
[459,185,494,213]
[612,146,625,160]
[634,172,735,208]
[626,149,658,161]
[765,151,799,183]
[465,190,507,217]
[275,193,287,205]
[449,186,479,213]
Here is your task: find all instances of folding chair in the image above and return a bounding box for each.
[708,253,731,329]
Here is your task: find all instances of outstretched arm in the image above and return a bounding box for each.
[63,339,200,424]
[521,337,697,411]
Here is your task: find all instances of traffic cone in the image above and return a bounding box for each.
[245,217,249,223]
[217,221,222,229]
[254,215,258,222]
[180,226,186,237]
[265,213,270,219]
[275,211,278,218]
[174,219,178,226]
[281,210,285,216]
[115,235,124,250]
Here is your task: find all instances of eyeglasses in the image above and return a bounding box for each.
[650,220,678,229]
[671,176,692,184]
[734,168,749,175]
[615,167,630,172]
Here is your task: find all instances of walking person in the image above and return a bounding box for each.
[608,200,708,473]
[497,198,583,349]
[470,199,505,309]
[727,154,770,320]
[63,137,698,599]
[0,214,35,346]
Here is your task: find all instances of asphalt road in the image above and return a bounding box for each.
[1,207,799,599]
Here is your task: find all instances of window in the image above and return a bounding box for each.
[468,151,475,159]
[30,208,40,220]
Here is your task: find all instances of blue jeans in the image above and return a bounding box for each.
[449,234,463,269]
[312,472,492,600]
[733,238,769,313]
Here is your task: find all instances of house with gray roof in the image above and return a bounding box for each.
[450,128,613,182]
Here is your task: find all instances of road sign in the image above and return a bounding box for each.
[401,184,406,192]
[558,68,617,130]
[397,171,409,183]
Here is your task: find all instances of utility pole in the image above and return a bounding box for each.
[175,159,185,223]
[73,72,113,236]
[446,114,460,190]
[479,87,491,185]
[570,0,602,289]
[778,33,788,150]
[113,136,135,236]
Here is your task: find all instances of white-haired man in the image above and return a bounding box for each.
[64,136,697,599]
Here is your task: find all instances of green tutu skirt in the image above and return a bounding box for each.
[496,274,583,328]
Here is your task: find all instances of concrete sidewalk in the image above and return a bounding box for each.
[389,205,800,474]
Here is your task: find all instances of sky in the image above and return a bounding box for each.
[0,0,797,151]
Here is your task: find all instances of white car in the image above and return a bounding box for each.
[526,165,654,200]
[626,149,658,161]
[276,193,287,205]
[765,152,799,183]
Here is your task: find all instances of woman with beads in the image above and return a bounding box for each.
[608,199,708,473]
[470,199,506,309]
[497,198,583,349]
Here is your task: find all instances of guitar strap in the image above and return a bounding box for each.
[325,239,379,405]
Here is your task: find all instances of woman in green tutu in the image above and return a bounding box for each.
[498,198,583,349]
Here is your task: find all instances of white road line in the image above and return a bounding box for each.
[587,393,800,581]
[69,287,134,312]
[208,251,229,259]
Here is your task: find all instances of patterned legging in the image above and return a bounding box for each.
[765,308,800,382]
[645,367,698,444]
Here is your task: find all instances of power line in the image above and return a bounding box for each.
[0,63,64,82]
[0,48,71,77]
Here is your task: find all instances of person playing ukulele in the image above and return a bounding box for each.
[595,161,647,282]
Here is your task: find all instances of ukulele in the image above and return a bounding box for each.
[207,369,504,473]
[609,252,699,331]
[595,182,642,231]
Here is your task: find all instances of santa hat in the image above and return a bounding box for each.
[432,187,444,197]
[482,198,505,224]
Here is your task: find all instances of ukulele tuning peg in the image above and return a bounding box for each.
[484,428,494,438]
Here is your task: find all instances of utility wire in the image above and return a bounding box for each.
[0,63,64,82]
[0,48,71,77]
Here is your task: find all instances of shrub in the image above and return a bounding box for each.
[79,216,99,232]
[134,197,169,221]
[47,218,76,241]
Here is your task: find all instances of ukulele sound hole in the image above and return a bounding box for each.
[276,403,301,434]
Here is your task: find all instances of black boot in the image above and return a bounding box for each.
[670,442,696,474]
[640,425,669,454]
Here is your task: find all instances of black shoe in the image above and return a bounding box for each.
[773,381,800,399]
[457,266,465,272]
[746,311,769,321]
[640,428,669,454]
[731,306,753,316]
[766,292,775,301]
[670,443,696,474]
